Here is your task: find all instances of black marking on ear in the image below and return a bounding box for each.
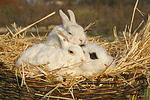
[89,52,98,60]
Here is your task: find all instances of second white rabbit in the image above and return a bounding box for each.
[75,43,116,76]
[46,9,88,48]
[17,30,86,72]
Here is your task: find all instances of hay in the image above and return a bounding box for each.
[0,4,150,100]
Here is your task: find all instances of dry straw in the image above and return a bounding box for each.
[0,2,150,99]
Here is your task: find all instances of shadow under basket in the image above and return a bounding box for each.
[0,62,148,100]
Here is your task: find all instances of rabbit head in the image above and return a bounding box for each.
[56,30,86,64]
[80,43,115,75]
[59,9,87,45]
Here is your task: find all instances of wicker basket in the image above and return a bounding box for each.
[0,62,148,99]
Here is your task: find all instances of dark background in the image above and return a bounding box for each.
[0,0,150,39]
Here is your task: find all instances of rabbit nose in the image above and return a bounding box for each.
[81,57,85,62]
[81,59,84,62]
[104,64,107,66]
[79,39,82,43]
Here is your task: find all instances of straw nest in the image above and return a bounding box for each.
[0,14,150,100]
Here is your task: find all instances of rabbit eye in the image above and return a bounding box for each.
[89,52,98,60]
[68,32,72,35]
[68,50,75,55]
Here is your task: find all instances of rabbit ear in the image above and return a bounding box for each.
[67,9,76,23]
[59,9,70,28]
[57,30,69,48]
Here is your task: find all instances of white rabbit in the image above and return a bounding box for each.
[17,43,46,66]
[46,9,88,48]
[17,30,86,72]
[75,43,116,76]
[58,43,116,76]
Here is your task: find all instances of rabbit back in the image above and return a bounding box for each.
[17,43,46,66]
[32,47,65,70]
[46,25,66,48]
[28,44,85,71]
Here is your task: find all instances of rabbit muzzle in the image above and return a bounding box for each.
[81,56,86,62]
[81,59,84,62]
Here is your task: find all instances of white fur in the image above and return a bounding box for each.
[17,43,46,66]
[46,9,88,48]
[57,43,116,76]
[76,43,116,76]
[17,30,86,72]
